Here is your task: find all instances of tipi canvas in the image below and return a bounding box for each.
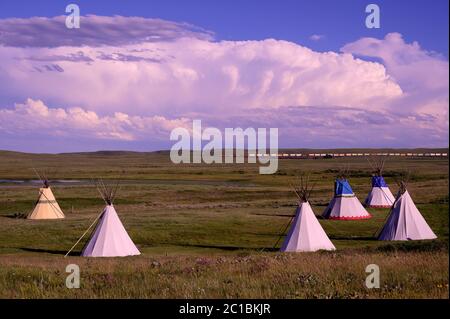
[281,176,335,252]
[281,201,336,252]
[322,178,371,220]
[81,205,140,257]
[79,180,140,257]
[364,157,395,208]
[378,186,437,241]
[364,176,395,208]
[27,174,64,219]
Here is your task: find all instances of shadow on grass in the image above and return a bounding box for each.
[329,236,377,241]
[250,213,294,218]
[4,213,27,219]
[19,247,79,256]
[175,243,279,252]
[375,240,448,253]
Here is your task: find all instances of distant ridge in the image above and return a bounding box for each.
[0,148,448,156]
[64,150,146,156]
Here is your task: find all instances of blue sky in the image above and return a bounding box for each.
[0,1,448,152]
[0,0,448,56]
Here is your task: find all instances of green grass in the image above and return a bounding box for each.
[0,150,448,298]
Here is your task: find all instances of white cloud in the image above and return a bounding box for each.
[310,34,325,41]
[1,99,446,149]
[0,37,403,117]
[341,32,449,116]
[0,16,447,149]
[0,99,191,141]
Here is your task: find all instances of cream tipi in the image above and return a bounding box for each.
[281,176,336,252]
[377,181,437,241]
[364,157,395,208]
[76,180,140,257]
[27,174,65,220]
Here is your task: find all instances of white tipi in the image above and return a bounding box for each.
[378,181,437,241]
[364,157,395,208]
[81,205,141,257]
[322,173,371,220]
[281,176,336,252]
[68,180,140,257]
[27,175,65,220]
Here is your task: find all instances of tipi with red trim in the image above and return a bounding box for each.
[322,178,371,220]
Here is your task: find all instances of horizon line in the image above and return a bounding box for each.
[1,147,449,156]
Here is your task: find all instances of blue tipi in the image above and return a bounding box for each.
[323,178,371,220]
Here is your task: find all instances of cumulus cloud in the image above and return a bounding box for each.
[0,16,447,150]
[0,15,214,47]
[1,99,445,150]
[341,32,449,116]
[0,37,403,116]
[0,99,191,141]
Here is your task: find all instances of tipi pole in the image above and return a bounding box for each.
[26,188,43,218]
[25,202,36,219]
[372,207,393,238]
[372,191,402,238]
[64,211,103,258]
[38,188,65,217]
[272,206,297,249]
[378,185,395,205]
[32,167,44,184]
[372,173,410,237]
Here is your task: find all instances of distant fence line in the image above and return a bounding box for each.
[248,152,448,159]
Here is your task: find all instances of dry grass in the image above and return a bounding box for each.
[0,250,448,299]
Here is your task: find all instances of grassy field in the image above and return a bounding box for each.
[0,149,448,298]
